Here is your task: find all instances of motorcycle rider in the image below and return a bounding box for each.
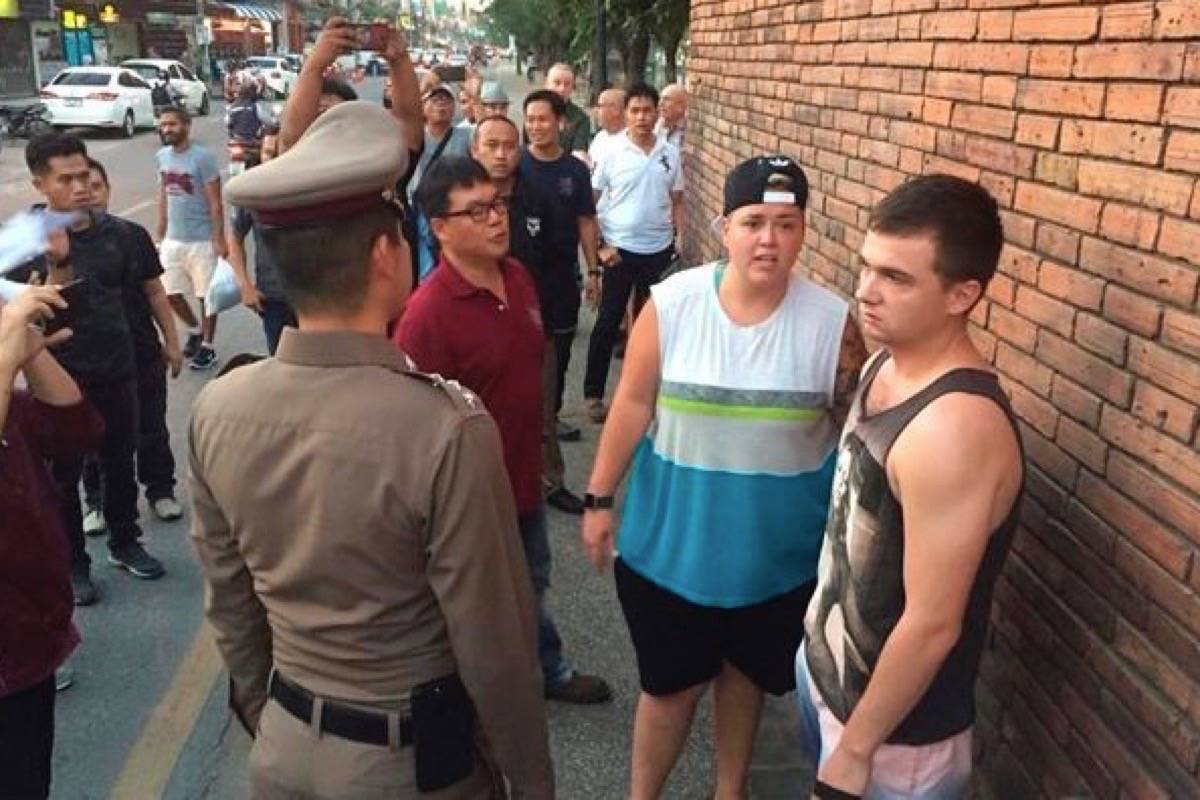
[226,83,264,170]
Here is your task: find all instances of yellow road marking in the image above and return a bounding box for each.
[110,627,224,800]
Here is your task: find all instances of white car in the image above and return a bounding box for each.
[41,67,155,138]
[121,59,210,116]
[244,56,298,99]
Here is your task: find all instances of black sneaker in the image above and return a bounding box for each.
[182,332,203,360]
[190,345,218,371]
[108,542,166,580]
[545,673,613,704]
[71,563,99,606]
[547,486,585,515]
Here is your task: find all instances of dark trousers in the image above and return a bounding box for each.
[55,378,140,568]
[83,356,175,508]
[0,676,55,799]
[261,298,297,356]
[550,328,574,415]
[583,246,673,399]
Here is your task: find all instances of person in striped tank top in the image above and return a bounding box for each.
[582,156,868,799]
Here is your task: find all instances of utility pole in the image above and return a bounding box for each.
[591,0,606,103]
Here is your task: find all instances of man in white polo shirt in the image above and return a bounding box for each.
[588,87,626,173]
[583,82,683,422]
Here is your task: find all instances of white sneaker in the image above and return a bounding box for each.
[83,507,107,536]
[151,497,184,522]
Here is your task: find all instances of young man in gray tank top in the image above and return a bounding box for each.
[799,175,1024,799]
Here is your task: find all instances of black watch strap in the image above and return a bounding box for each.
[813,780,862,800]
[582,493,614,509]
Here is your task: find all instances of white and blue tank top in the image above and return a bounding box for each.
[617,261,849,608]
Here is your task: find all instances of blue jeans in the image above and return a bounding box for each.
[518,508,573,687]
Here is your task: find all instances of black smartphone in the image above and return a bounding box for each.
[41,277,87,337]
[410,675,475,792]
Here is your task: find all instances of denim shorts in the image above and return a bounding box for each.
[794,643,973,800]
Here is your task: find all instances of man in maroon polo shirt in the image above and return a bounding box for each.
[394,156,612,705]
[1,285,105,798]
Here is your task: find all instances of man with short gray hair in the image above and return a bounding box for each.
[545,62,591,157]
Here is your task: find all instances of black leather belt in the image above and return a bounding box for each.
[268,672,413,748]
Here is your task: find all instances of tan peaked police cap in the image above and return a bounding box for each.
[226,101,409,226]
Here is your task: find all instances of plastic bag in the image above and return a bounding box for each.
[205,257,241,315]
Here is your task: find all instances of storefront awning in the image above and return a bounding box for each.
[219,3,282,22]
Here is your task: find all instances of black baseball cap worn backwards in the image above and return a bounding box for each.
[723,155,810,215]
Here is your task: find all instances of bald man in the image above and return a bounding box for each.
[589,88,626,172]
[545,63,591,157]
[655,83,687,150]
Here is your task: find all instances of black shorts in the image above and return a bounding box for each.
[615,558,815,697]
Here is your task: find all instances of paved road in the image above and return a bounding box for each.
[0,67,808,799]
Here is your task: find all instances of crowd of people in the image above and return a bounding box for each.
[0,16,1026,800]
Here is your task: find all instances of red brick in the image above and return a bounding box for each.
[925,70,982,101]
[877,92,924,119]
[1187,42,1200,81]
[988,273,1016,308]
[982,75,1018,108]
[1128,338,1200,407]
[1104,84,1163,124]
[1081,237,1198,305]
[1073,44,1186,80]
[1162,309,1200,359]
[1076,160,1194,216]
[1112,620,1198,734]
[1016,79,1104,117]
[997,340,1053,395]
[1015,114,1058,148]
[978,171,1016,209]
[1099,203,1160,251]
[922,10,978,40]
[888,120,937,152]
[1035,152,1078,190]
[1029,45,1074,78]
[990,304,1038,351]
[1131,380,1200,444]
[1006,379,1058,436]
[1102,404,1200,499]
[1057,416,1108,474]
[884,41,935,67]
[1014,182,1102,234]
[1102,286,1163,339]
[1165,131,1200,175]
[1042,257,1107,311]
[934,42,1030,74]
[1060,120,1164,166]
[951,103,1016,138]
[1079,471,1194,580]
[1013,7,1099,42]
[1037,330,1134,406]
[922,153,980,182]
[1035,226,1081,266]
[1158,217,1200,269]
[1060,684,1173,800]
[959,135,1035,177]
[1101,2,1154,40]
[1164,87,1200,130]
[1001,210,1037,250]
[1156,0,1200,39]
[1019,421,1079,490]
[1074,312,1128,364]
[1109,452,1200,546]
[978,9,1014,41]
[919,97,951,127]
[1051,374,1102,428]
[857,14,899,41]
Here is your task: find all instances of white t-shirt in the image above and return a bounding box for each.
[588,128,623,172]
[592,132,683,254]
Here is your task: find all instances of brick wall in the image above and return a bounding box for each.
[683,1,1200,796]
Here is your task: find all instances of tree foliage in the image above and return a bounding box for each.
[485,0,688,86]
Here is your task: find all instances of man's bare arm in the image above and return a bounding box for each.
[578,215,600,275]
[818,394,1021,793]
[278,18,357,152]
[155,183,167,242]
[383,31,423,153]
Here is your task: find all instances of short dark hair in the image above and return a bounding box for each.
[160,105,191,125]
[625,82,659,108]
[416,156,493,220]
[25,133,87,175]
[258,204,400,315]
[472,114,519,145]
[87,157,109,186]
[320,77,357,102]
[523,89,565,119]
[869,174,1004,289]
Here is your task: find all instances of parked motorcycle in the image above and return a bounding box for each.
[0,103,53,140]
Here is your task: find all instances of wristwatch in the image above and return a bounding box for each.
[582,493,614,510]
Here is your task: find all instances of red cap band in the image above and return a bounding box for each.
[252,192,385,227]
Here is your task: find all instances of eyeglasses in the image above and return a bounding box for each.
[438,195,510,224]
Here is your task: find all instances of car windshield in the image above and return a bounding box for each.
[247,59,278,68]
[124,64,164,81]
[53,72,112,86]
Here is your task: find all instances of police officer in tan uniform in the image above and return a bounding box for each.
[188,101,555,799]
